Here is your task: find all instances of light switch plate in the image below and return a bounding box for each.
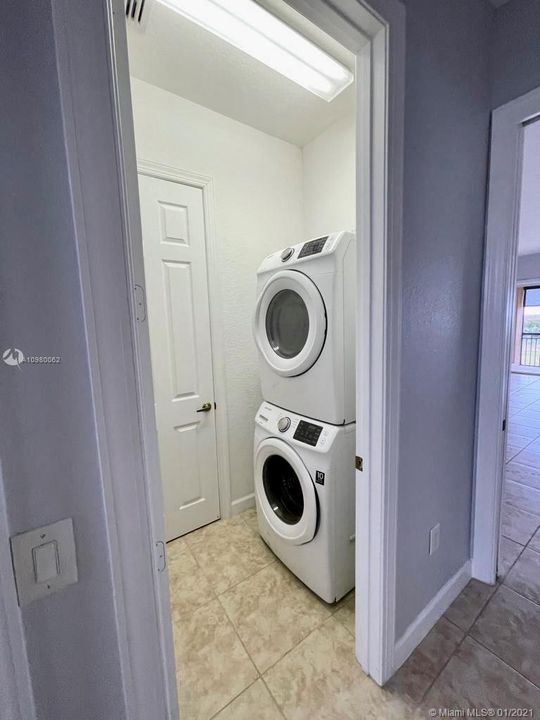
[10,518,78,606]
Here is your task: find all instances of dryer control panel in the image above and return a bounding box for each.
[298,236,328,258]
[256,230,354,274]
[255,402,340,453]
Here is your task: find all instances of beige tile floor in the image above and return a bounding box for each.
[167,375,540,718]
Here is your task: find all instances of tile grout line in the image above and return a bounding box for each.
[259,675,288,720]
[214,591,263,678]
[497,539,527,585]
[434,579,499,695]
[216,568,341,676]
[424,567,539,706]
[206,677,260,720]
[505,430,540,463]
[168,513,277,719]
[260,613,354,680]
[504,474,540,494]
[418,623,470,705]
[465,632,540,693]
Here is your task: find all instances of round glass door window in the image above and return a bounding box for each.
[254,270,326,376]
[262,454,304,525]
[265,289,310,359]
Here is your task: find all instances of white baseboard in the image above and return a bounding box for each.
[393,560,471,673]
[230,493,255,515]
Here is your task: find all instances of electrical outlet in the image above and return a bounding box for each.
[429,523,440,556]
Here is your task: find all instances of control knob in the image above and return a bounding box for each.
[280,247,294,262]
[278,416,291,432]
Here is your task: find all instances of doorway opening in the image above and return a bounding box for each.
[475,95,540,602]
[85,0,406,715]
[498,118,540,579]
[127,1,362,715]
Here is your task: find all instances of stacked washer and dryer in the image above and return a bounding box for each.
[252,231,356,604]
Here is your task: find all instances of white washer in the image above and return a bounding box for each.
[254,401,355,603]
[254,231,355,425]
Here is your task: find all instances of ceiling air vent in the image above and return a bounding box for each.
[125,0,149,25]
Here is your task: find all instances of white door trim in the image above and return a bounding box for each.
[473,86,540,583]
[52,1,179,717]
[136,158,232,522]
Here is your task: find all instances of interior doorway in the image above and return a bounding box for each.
[474,91,540,585]
[77,0,406,715]
[126,3,363,714]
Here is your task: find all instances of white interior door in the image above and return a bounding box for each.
[138,173,220,540]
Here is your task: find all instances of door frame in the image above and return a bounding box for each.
[473,86,540,584]
[43,0,406,717]
[136,159,233,524]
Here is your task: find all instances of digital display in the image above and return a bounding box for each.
[293,420,323,446]
[298,236,328,258]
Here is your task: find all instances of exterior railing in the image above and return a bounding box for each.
[521,333,540,367]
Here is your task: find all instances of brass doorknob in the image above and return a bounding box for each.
[196,402,213,413]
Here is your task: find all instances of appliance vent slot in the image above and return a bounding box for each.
[125,0,146,23]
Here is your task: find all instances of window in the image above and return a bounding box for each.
[521,286,540,366]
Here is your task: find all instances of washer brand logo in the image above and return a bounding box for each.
[315,471,325,485]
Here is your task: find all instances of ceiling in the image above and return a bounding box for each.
[518,120,540,256]
[126,0,357,147]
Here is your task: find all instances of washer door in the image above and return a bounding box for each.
[254,270,326,377]
[255,438,318,545]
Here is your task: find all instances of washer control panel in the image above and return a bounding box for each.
[293,420,323,446]
[256,403,338,453]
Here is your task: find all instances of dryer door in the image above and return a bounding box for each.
[254,270,326,377]
[255,438,318,545]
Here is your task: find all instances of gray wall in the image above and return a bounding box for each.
[491,0,540,108]
[395,0,493,639]
[0,2,127,718]
[517,253,540,281]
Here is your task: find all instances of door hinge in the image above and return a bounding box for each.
[355,456,363,472]
[502,418,506,432]
[134,283,147,322]
[154,540,166,572]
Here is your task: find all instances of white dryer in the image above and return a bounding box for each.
[254,401,355,603]
[253,231,355,425]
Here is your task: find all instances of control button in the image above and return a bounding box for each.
[280,247,294,262]
[278,416,291,432]
[32,541,59,584]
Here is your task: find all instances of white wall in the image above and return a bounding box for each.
[302,113,356,239]
[517,253,540,282]
[517,120,540,257]
[130,78,305,507]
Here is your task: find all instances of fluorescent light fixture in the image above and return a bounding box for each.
[157,0,354,101]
